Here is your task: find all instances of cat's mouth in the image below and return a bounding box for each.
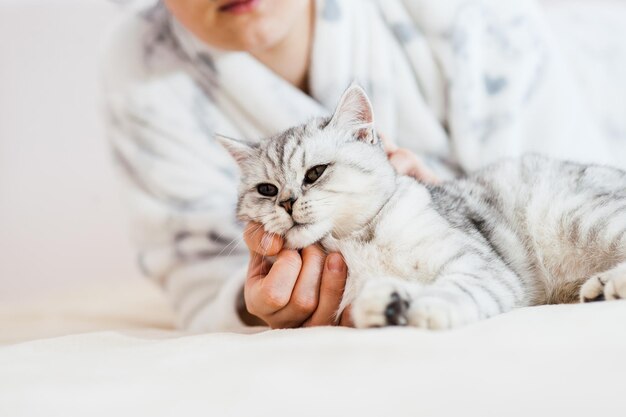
[291,220,311,228]
[286,221,312,237]
[283,220,330,249]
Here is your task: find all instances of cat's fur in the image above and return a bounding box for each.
[218,85,626,329]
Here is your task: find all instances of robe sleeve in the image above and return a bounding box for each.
[104,72,258,332]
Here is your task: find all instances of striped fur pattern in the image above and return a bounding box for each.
[219,85,626,329]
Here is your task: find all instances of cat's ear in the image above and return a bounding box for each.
[328,84,377,145]
[215,134,254,166]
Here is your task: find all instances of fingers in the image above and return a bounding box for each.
[339,305,354,327]
[378,131,440,184]
[388,148,413,175]
[270,245,326,327]
[389,148,440,184]
[242,224,350,329]
[246,249,272,281]
[244,222,283,256]
[378,131,398,154]
[245,249,301,318]
[303,253,348,327]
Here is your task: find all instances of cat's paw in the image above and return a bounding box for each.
[351,281,473,330]
[351,280,412,328]
[406,294,467,330]
[580,270,626,302]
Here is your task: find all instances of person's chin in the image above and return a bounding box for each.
[284,222,330,249]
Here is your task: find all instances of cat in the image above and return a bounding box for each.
[218,84,626,329]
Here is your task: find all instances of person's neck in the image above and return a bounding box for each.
[251,0,315,94]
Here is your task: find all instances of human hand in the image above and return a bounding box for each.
[379,132,440,184]
[239,222,353,328]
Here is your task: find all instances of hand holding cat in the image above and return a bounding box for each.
[237,141,438,329]
[240,222,353,328]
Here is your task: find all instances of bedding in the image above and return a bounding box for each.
[1,282,625,416]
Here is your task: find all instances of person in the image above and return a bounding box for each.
[102,0,626,332]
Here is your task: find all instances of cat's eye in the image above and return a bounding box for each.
[304,165,328,185]
[257,183,278,197]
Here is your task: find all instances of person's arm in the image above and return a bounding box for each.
[105,75,257,331]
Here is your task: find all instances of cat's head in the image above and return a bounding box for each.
[218,85,397,249]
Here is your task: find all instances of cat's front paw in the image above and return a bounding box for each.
[580,269,626,302]
[406,294,467,330]
[352,278,480,330]
[351,281,473,330]
[351,280,412,328]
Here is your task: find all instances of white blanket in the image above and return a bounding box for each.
[1,281,625,417]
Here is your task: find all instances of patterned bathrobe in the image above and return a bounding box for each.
[103,0,626,331]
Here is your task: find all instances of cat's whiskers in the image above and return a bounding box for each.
[228,225,262,258]
[215,219,273,260]
[215,234,247,258]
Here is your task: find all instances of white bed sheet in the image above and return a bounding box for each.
[1,280,625,417]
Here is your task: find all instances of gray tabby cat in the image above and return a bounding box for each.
[218,85,626,329]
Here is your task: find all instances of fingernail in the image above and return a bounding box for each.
[327,254,345,272]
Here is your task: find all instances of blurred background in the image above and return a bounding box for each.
[0,0,136,302]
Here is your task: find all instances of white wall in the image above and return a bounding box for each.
[0,0,141,301]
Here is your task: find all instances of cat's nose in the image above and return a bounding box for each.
[280,198,297,215]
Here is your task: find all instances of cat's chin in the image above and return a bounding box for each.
[283,221,331,249]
